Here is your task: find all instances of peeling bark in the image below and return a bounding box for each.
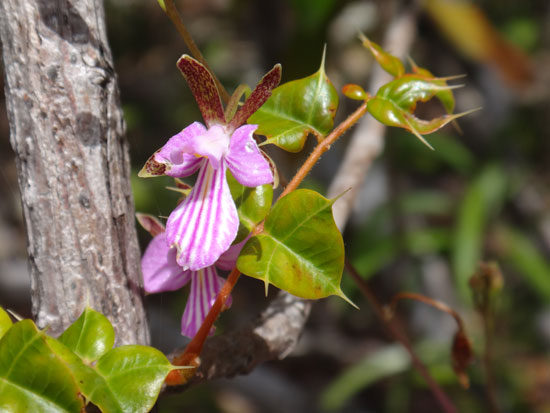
[0,0,149,345]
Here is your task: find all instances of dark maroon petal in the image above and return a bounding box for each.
[136,213,165,237]
[228,63,281,130]
[176,55,226,127]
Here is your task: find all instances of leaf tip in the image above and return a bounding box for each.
[336,289,359,309]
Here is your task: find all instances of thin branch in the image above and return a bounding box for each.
[162,0,230,103]
[345,261,457,413]
[389,292,466,332]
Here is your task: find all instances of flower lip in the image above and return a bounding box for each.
[191,125,230,170]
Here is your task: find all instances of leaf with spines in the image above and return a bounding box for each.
[248,48,339,152]
[360,33,405,77]
[237,189,354,305]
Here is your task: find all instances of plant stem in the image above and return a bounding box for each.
[389,292,465,331]
[482,305,500,413]
[166,103,369,384]
[166,267,241,385]
[280,102,368,198]
[345,260,457,413]
[163,0,230,103]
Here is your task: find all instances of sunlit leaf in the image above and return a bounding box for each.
[94,345,176,413]
[237,189,352,304]
[0,320,84,412]
[58,307,115,363]
[360,33,405,77]
[227,170,273,243]
[248,50,339,152]
[0,307,11,341]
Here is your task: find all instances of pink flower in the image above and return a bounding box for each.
[141,228,246,337]
[139,55,281,271]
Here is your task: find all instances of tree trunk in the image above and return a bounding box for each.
[0,0,149,345]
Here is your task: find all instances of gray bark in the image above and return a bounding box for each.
[0,0,149,345]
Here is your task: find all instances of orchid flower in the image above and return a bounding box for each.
[138,214,245,337]
[140,55,281,271]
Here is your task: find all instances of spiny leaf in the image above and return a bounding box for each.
[237,189,353,304]
[248,48,339,152]
[360,33,405,77]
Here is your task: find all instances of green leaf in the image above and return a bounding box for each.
[237,189,352,304]
[94,345,176,413]
[367,75,475,149]
[227,170,273,242]
[321,345,411,411]
[0,320,84,412]
[248,50,339,152]
[0,307,12,341]
[58,307,115,363]
[360,34,405,77]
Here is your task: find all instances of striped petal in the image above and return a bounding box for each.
[215,236,249,271]
[152,122,206,177]
[166,161,239,271]
[226,125,273,187]
[180,266,232,337]
[141,232,192,293]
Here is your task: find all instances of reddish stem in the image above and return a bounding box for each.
[345,261,457,413]
[167,103,369,385]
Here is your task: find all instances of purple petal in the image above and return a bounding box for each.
[154,122,206,177]
[142,232,192,293]
[188,125,230,170]
[166,161,239,271]
[180,266,232,337]
[176,55,226,128]
[226,125,274,187]
[215,236,249,271]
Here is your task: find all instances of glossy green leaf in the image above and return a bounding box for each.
[376,74,460,114]
[366,95,475,150]
[94,345,175,413]
[237,189,352,303]
[0,320,84,412]
[360,33,405,77]
[227,170,273,242]
[0,307,11,341]
[58,306,115,363]
[248,51,339,152]
[49,337,176,413]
